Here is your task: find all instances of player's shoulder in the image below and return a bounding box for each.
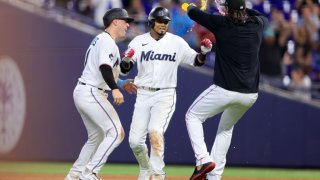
[129,33,150,46]
[132,32,149,41]
[98,32,114,41]
[166,32,188,44]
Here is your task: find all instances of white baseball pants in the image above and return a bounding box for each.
[129,88,176,177]
[70,84,124,174]
[186,85,258,180]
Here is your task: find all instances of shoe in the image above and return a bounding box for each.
[190,162,215,180]
[79,169,101,180]
[65,171,80,180]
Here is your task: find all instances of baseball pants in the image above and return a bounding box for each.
[70,84,124,174]
[186,85,258,180]
[129,88,176,177]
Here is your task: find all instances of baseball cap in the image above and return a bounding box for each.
[220,0,246,10]
[103,8,134,27]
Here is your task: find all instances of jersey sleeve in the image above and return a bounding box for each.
[127,38,139,63]
[177,37,197,65]
[98,37,117,68]
[188,7,224,33]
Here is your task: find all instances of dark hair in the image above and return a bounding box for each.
[226,8,247,24]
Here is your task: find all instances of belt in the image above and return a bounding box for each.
[138,86,175,92]
[78,81,107,92]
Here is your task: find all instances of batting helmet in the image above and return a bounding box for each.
[103,8,134,28]
[148,7,171,27]
[220,0,246,10]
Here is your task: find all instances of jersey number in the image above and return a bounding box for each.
[84,48,91,66]
[84,37,99,66]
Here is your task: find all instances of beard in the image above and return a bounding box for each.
[156,29,166,37]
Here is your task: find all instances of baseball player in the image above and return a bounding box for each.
[183,1,268,180]
[120,6,213,180]
[65,8,136,180]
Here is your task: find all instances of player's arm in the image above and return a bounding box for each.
[187,3,222,32]
[120,48,135,75]
[194,38,212,66]
[117,78,137,94]
[100,64,118,89]
[100,64,124,105]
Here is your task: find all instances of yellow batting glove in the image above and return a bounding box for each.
[181,3,197,12]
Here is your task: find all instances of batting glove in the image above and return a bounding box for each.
[122,48,135,63]
[200,38,212,55]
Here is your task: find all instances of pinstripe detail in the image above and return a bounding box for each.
[162,89,176,134]
[90,88,119,171]
[185,85,217,159]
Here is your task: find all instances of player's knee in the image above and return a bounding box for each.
[87,129,104,144]
[128,137,139,149]
[128,135,143,150]
[110,126,125,146]
[118,127,125,142]
[185,111,194,121]
[149,131,164,156]
[186,111,205,123]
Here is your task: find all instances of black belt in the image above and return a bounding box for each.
[78,81,106,92]
[138,86,175,92]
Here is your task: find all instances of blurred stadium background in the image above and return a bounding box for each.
[0,0,320,177]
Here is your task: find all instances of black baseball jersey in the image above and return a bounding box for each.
[188,8,268,93]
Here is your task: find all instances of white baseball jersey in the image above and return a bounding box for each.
[79,32,120,90]
[128,32,198,88]
[127,32,198,177]
[70,32,124,175]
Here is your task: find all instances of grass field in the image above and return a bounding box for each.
[0,161,320,179]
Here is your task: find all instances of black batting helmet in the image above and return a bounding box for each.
[148,7,171,27]
[103,8,134,28]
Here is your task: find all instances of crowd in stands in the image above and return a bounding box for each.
[23,0,320,100]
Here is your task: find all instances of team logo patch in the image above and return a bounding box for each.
[0,56,26,154]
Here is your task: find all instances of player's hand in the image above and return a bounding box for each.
[122,48,135,63]
[200,38,212,55]
[121,79,137,94]
[181,3,197,12]
[215,0,226,16]
[112,89,124,105]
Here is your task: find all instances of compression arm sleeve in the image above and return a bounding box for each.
[100,64,118,90]
[194,53,206,66]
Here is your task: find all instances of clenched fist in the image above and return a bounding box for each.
[200,38,212,55]
[122,48,135,63]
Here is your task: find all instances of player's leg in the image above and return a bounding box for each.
[207,92,258,180]
[148,89,176,179]
[187,85,233,180]
[66,112,102,179]
[128,90,152,179]
[186,85,229,166]
[85,93,124,174]
[66,87,106,179]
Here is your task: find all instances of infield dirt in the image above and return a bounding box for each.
[0,173,317,180]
